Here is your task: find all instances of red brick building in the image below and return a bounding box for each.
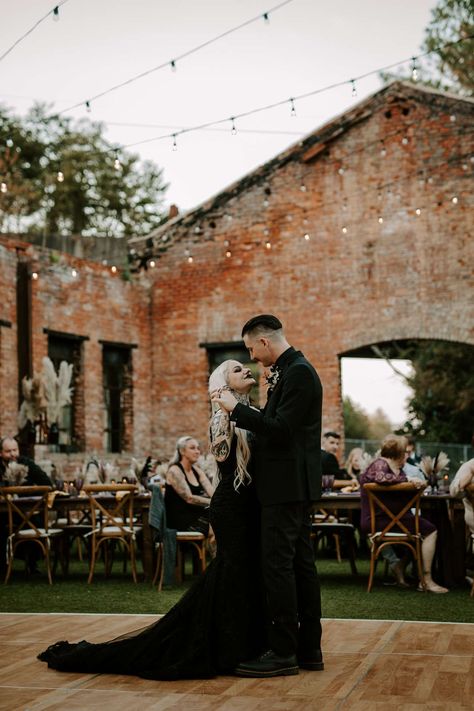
[1,82,473,461]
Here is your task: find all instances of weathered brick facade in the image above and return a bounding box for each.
[1,82,473,461]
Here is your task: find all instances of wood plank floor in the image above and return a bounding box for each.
[0,613,473,710]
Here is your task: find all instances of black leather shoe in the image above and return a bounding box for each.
[235,650,299,678]
[298,649,324,671]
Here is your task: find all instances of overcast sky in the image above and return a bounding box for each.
[0,0,437,422]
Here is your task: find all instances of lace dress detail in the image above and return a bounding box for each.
[38,440,265,679]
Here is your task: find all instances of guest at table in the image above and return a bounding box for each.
[321,431,342,477]
[165,436,214,534]
[0,436,52,487]
[341,447,365,484]
[360,434,448,593]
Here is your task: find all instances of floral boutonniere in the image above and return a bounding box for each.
[265,365,281,391]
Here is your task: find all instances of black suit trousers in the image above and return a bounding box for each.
[260,502,322,657]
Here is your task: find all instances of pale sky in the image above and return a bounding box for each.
[0,0,437,421]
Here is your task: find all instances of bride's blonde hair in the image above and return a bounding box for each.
[208,361,252,490]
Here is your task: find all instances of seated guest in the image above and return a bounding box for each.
[0,436,52,575]
[360,434,448,593]
[342,447,364,483]
[405,435,422,467]
[450,457,474,535]
[165,436,214,534]
[0,436,52,487]
[321,431,342,477]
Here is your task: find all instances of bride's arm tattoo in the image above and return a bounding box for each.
[210,409,232,462]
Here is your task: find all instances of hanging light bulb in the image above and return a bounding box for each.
[304,233,310,241]
[111,265,117,274]
[114,151,121,170]
[265,241,272,250]
[415,208,421,216]
[452,196,458,204]
[402,136,409,145]
[57,171,64,182]
[187,255,194,264]
[411,57,418,81]
[263,11,270,24]
[226,250,232,258]
[290,98,296,117]
[0,182,7,193]
[52,5,60,21]
[71,269,78,278]
[350,79,357,98]
[300,184,307,192]
[172,134,178,151]
[230,118,237,135]
[380,142,387,157]
[85,101,91,113]
[342,226,348,234]
[338,167,345,175]
[170,60,177,72]
[149,260,156,268]
[32,272,39,280]
[378,216,384,224]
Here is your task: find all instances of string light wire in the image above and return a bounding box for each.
[0,1,70,65]
[58,0,296,114]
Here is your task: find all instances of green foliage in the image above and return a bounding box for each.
[400,341,474,443]
[380,0,474,96]
[0,103,168,237]
[343,397,394,441]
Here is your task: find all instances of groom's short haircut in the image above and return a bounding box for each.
[242,314,283,338]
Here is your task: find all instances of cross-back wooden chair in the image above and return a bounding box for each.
[466,483,474,597]
[364,482,426,592]
[0,485,63,584]
[83,484,140,583]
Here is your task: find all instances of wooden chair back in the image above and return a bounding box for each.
[364,482,425,538]
[83,483,136,534]
[0,486,52,537]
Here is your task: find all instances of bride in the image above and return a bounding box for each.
[38,360,266,679]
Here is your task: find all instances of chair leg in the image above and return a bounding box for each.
[88,539,97,584]
[130,541,137,583]
[347,533,358,576]
[367,550,377,592]
[152,543,164,589]
[333,534,342,563]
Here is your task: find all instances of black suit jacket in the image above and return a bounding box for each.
[231,348,322,506]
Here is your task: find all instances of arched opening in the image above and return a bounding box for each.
[339,338,474,473]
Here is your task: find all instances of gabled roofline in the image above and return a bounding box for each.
[129,80,473,253]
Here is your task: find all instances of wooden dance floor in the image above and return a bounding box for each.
[0,613,473,710]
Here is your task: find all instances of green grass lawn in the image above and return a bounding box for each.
[1,555,473,623]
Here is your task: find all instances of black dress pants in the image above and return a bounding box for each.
[260,502,322,657]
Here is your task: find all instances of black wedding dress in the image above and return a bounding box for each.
[38,442,266,679]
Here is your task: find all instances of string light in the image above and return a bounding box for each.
[170,60,177,72]
[350,79,357,98]
[111,265,117,273]
[452,196,458,204]
[380,142,387,157]
[378,216,384,224]
[85,101,91,113]
[114,151,121,170]
[263,12,270,24]
[71,268,77,277]
[52,6,60,22]
[411,57,418,81]
[402,137,409,145]
[149,260,156,268]
[57,171,64,182]
[231,118,237,135]
[226,250,232,258]
[32,272,38,280]
[338,168,345,175]
[300,184,307,192]
[290,98,296,117]
[172,134,178,151]
[0,182,7,193]
[187,255,194,264]
[304,233,310,241]
[415,208,421,215]
[265,241,272,249]
[342,226,348,234]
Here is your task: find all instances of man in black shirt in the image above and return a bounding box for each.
[0,437,52,487]
[321,431,341,477]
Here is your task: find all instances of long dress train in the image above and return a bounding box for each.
[38,443,265,679]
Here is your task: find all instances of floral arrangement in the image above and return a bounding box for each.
[3,462,29,486]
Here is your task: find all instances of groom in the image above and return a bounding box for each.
[214,314,323,677]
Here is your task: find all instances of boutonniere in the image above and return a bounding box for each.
[265,365,281,389]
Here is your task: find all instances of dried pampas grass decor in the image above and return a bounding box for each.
[42,357,73,425]
[4,462,29,486]
[18,374,46,429]
[421,451,450,478]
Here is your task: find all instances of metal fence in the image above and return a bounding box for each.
[344,439,473,478]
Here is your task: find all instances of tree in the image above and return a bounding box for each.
[399,341,474,443]
[0,104,168,238]
[381,0,474,96]
[367,408,394,442]
[343,397,371,439]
